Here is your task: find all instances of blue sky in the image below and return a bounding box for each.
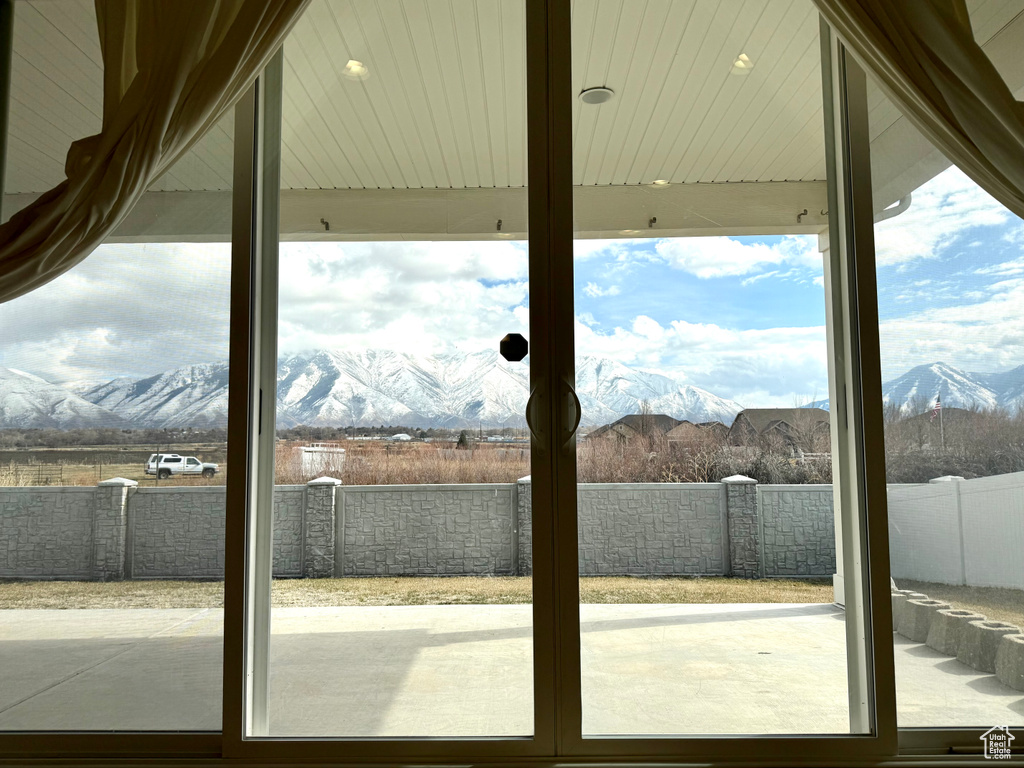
[574,236,826,332]
[1,166,1022,408]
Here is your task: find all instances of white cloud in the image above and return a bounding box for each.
[875,166,1010,267]
[741,270,780,287]
[975,257,1024,277]
[879,276,1024,377]
[0,240,531,385]
[276,241,529,358]
[653,235,818,278]
[583,282,621,297]
[573,239,633,261]
[0,243,232,384]
[575,314,829,406]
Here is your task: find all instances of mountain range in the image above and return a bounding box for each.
[3,356,1024,431]
[0,350,743,431]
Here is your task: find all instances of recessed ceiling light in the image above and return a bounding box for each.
[579,86,614,105]
[495,232,514,239]
[343,59,370,80]
[619,229,640,235]
[651,179,670,187]
[730,53,754,75]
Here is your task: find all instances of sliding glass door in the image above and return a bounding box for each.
[265,0,535,738]
[567,0,850,737]
[226,1,889,762]
[226,0,556,759]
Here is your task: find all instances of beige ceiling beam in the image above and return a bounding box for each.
[5,180,828,244]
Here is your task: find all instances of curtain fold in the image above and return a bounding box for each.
[812,0,1024,220]
[0,0,309,304]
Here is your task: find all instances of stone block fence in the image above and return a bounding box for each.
[0,475,836,581]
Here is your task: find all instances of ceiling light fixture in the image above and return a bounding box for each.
[730,53,754,75]
[619,229,640,235]
[579,86,614,105]
[651,179,670,187]
[343,59,370,80]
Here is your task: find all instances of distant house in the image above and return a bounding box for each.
[586,414,681,442]
[666,420,729,445]
[728,408,830,454]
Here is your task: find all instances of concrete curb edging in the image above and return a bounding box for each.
[958,620,1022,673]
[901,599,951,643]
[926,609,986,656]
[894,592,928,636]
[995,634,1024,691]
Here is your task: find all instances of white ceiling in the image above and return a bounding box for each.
[4,0,1023,236]
[7,0,828,195]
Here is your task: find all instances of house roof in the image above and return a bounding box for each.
[587,413,681,438]
[733,408,829,435]
[666,421,728,438]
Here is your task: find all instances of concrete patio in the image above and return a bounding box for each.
[1,603,1021,735]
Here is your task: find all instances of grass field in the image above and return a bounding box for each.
[0,443,228,487]
[0,576,834,609]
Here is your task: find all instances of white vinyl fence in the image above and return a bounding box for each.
[888,472,1024,589]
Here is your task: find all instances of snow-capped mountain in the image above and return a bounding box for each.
[82,363,230,428]
[882,362,1001,413]
[16,354,1024,432]
[276,349,531,428]
[809,362,1024,414]
[975,364,1024,412]
[276,350,741,428]
[0,367,127,429]
[574,356,741,426]
[800,398,831,411]
[6,350,743,430]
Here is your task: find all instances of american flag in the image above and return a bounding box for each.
[931,393,942,421]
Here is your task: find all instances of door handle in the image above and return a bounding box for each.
[562,377,581,448]
[524,385,547,445]
[525,377,581,447]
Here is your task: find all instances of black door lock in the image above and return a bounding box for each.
[499,333,528,362]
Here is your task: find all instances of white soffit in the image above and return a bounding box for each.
[8,0,828,195]
[4,0,1024,235]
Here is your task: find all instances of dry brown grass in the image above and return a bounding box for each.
[896,579,1024,629]
[0,576,833,609]
[576,433,832,485]
[580,576,832,604]
[0,460,226,487]
[0,579,226,609]
[275,440,531,485]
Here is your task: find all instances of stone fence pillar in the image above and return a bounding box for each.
[93,477,136,581]
[516,476,532,576]
[304,477,340,578]
[723,474,760,578]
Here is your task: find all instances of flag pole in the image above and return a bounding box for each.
[939,398,944,451]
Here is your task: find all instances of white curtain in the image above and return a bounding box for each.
[812,0,1024,220]
[0,0,309,304]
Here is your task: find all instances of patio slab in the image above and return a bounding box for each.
[0,604,1021,734]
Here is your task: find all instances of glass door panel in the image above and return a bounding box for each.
[867,74,1024,732]
[569,0,854,735]
[0,0,233,731]
[248,0,534,739]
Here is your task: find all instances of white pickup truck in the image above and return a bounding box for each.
[145,453,219,480]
